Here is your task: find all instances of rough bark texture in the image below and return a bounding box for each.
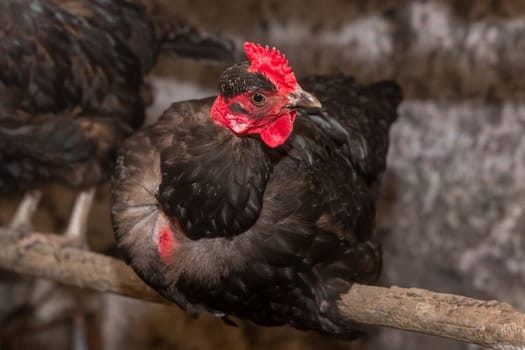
[338,286,525,350]
[1,1,525,349]
[1,230,524,349]
[0,231,164,304]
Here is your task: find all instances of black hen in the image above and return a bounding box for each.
[0,0,237,235]
[112,43,401,337]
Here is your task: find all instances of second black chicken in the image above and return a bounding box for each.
[0,0,237,237]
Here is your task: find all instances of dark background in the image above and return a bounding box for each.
[1,1,524,349]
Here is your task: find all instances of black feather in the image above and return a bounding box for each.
[218,63,276,99]
[159,123,272,239]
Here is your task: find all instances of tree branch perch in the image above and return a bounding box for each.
[0,230,523,349]
[338,286,525,349]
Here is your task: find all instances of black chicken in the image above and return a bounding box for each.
[0,0,237,238]
[112,42,401,337]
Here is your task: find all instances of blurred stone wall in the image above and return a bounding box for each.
[2,1,525,350]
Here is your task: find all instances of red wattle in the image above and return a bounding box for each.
[259,111,296,148]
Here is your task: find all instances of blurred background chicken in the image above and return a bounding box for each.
[0,0,237,240]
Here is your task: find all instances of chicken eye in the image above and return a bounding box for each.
[250,93,266,106]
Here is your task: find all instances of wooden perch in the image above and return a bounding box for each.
[0,230,524,349]
[0,230,165,304]
[338,287,525,349]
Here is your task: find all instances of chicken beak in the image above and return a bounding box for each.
[287,87,322,109]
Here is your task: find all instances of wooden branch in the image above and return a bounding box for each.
[0,230,524,349]
[0,230,165,304]
[338,286,525,349]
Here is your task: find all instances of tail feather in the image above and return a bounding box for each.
[366,80,403,122]
[299,74,402,183]
[154,18,239,64]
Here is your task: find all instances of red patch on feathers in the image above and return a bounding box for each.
[156,215,181,264]
[244,42,297,95]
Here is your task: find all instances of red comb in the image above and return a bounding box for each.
[244,42,298,93]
